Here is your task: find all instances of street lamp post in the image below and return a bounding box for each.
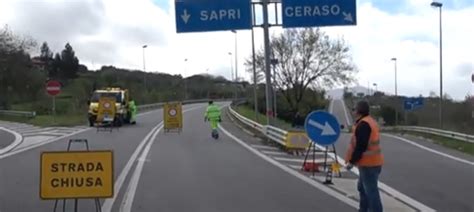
[184,58,188,100]
[228,52,236,99]
[431,1,443,129]
[142,45,147,89]
[231,30,238,82]
[391,58,399,126]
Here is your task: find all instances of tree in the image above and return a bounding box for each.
[244,53,265,84]
[245,28,357,112]
[39,42,53,61]
[59,43,80,79]
[50,53,61,79]
[0,25,43,109]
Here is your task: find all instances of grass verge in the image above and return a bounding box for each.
[392,130,474,156]
[0,114,86,127]
[234,105,292,130]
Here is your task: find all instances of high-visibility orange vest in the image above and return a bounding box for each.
[345,116,384,167]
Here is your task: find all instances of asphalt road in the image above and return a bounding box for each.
[0,102,356,212]
[330,99,474,212]
[0,128,15,149]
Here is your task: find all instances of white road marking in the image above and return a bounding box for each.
[219,125,359,209]
[313,137,436,212]
[0,127,23,155]
[319,100,437,211]
[250,144,279,150]
[340,99,353,126]
[274,157,333,163]
[383,133,474,166]
[120,125,163,212]
[0,107,166,159]
[261,150,289,156]
[19,128,54,134]
[13,136,55,151]
[107,105,205,212]
[287,164,303,170]
[0,127,91,159]
[101,123,163,212]
[287,164,347,173]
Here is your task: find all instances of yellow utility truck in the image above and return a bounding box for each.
[88,87,132,127]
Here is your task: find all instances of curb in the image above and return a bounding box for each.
[0,127,23,155]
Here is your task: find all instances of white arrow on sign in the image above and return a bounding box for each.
[181,9,191,24]
[342,12,353,22]
[308,119,336,136]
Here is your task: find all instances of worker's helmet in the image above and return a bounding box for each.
[208,101,214,105]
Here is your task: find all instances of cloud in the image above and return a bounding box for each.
[2,0,105,50]
[0,0,472,100]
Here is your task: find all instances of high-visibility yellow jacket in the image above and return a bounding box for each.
[205,104,221,121]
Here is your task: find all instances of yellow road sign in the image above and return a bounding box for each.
[40,151,114,199]
[164,102,183,130]
[97,97,116,123]
[285,131,310,149]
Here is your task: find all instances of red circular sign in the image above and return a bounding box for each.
[46,80,61,96]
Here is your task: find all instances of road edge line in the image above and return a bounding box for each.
[101,122,162,212]
[110,104,205,211]
[0,127,23,155]
[218,125,360,209]
[0,109,162,159]
[119,125,163,212]
[0,127,91,160]
[383,133,474,166]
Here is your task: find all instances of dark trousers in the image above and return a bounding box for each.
[358,166,383,212]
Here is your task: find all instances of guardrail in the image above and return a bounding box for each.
[0,110,36,118]
[228,105,287,146]
[137,98,236,112]
[391,126,474,143]
[339,99,474,143]
[0,99,235,119]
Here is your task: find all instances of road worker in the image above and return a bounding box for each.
[129,99,137,124]
[204,101,221,139]
[345,100,384,212]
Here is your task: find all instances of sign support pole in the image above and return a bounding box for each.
[52,96,56,124]
[251,6,258,122]
[262,0,274,126]
[52,139,102,212]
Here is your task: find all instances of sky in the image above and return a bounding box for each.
[0,0,473,100]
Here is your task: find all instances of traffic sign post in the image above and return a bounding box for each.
[40,139,113,212]
[164,102,183,133]
[46,80,61,124]
[304,111,341,146]
[404,97,424,111]
[302,110,342,183]
[175,0,252,33]
[282,0,357,28]
[96,97,117,132]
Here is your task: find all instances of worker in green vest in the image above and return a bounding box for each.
[129,99,137,124]
[204,101,221,139]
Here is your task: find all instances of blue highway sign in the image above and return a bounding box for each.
[282,0,357,28]
[304,110,341,146]
[404,97,424,111]
[175,0,252,33]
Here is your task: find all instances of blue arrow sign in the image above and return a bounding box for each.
[282,0,357,28]
[175,0,252,33]
[404,97,424,111]
[304,110,341,146]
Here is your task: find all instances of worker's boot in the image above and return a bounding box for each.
[212,129,218,139]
